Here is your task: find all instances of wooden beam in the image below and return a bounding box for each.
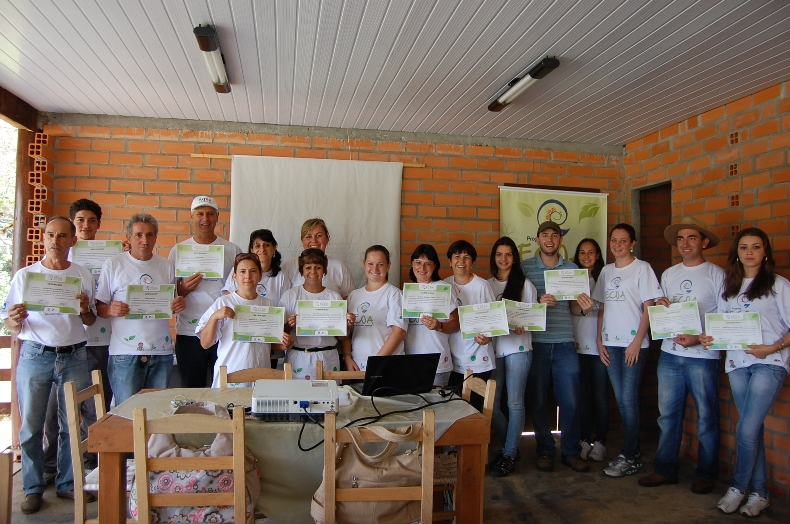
[190,153,424,168]
[0,86,38,131]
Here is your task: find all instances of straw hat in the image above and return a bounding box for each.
[663,217,719,249]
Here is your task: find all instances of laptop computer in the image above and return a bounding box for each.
[352,353,441,396]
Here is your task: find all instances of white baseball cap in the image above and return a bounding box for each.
[190,195,218,211]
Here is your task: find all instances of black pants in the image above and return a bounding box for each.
[175,335,218,388]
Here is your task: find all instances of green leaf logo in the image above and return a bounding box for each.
[296,368,303,373]
[470,355,477,361]
[100,327,106,333]
[333,367,338,371]
[517,203,533,218]
[579,203,600,220]
[165,336,170,342]
[189,319,198,324]
[125,335,136,342]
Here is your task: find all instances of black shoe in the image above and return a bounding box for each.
[56,490,97,503]
[562,453,591,473]
[490,454,516,477]
[21,493,42,514]
[536,454,554,472]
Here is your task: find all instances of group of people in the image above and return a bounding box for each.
[2,195,787,518]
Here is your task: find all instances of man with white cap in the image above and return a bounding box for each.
[639,217,723,495]
[169,196,241,387]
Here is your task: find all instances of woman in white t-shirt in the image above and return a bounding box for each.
[281,249,355,380]
[403,244,460,387]
[222,229,291,305]
[571,238,609,463]
[197,253,293,387]
[345,245,407,372]
[486,236,537,478]
[592,223,662,478]
[700,228,790,517]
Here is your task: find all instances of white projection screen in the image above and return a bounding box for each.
[230,156,403,289]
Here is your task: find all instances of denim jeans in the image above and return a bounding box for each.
[175,335,217,388]
[492,351,533,458]
[605,345,649,461]
[109,354,173,406]
[578,353,609,445]
[728,364,788,497]
[654,352,720,482]
[16,341,91,495]
[527,342,581,457]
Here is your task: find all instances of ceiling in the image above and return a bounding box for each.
[1,0,789,145]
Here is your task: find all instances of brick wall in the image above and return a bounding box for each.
[624,81,790,498]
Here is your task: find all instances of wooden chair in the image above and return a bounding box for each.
[0,450,11,524]
[132,405,246,524]
[64,370,136,524]
[218,362,292,387]
[315,360,365,381]
[322,409,435,524]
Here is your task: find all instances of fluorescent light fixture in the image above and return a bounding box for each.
[193,25,231,94]
[488,57,559,112]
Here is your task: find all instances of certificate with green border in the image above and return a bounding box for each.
[233,305,285,343]
[402,283,453,318]
[23,273,82,314]
[704,312,762,350]
[648,301,703,339]
[71,240,123,279]
[125,284,175,319]
[458,301,510,340]
[174,244,225,278]
[544,269,590,300]
[296,300,347,336]
[503,299,547,331]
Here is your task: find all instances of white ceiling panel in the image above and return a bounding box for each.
[1,0,789,145]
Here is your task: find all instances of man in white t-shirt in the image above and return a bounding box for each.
[1,217,95,513]
[639,217,724,495]
[168,196,241,387]
[96,213,186,405]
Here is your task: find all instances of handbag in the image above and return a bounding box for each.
[129,401,261,524]
[311,422,426,524]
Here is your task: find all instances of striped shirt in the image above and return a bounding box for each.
[520,254,577,343]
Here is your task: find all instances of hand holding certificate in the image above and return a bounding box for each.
[402,283,453,318]
[174,244,225,278]
[458,301,510,340]
[233,305,285,343]
[22,273,83,314]
[503,299,547,331]
[296,300,348,336]
[704,312,763,350]
[648,301,703,339]
[544,269,590,300]
[125,284,176,319]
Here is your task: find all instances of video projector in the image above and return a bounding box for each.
[251,379,339,421]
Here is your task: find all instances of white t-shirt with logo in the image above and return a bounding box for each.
[195,292,274,387]
[282,256,356,298]
[592,258,662,348]
[96,252,176,356]
[1,261,94,346]
[718,276,790,373]
[222,269,292,306]
[403,281,457,374]
[168,237,242,336]
[444,274,496,373]
[660,261,725,359]
[487,277,537,358]
[573,277,601,356]
[347,283,407,371]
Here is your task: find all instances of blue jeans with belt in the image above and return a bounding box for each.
[109,353,173,406]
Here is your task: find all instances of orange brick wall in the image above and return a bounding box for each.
[624,81,790,498]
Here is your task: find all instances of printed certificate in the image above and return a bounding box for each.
[544,269,590,300]
[704,312,763,350]
[296,300,347,336]
[71,240,123,279]
[458,301,510,340]
[503,299,547,331]
[402,283,453,318]
[233,305,285,343]
[22,273,82,314]
[125,284,175,319]
[648,301,703,339]
[174,244,225,279]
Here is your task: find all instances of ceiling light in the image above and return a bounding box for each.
[193,25,231,93]
[488,57,559,112]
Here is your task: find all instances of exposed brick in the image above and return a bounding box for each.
[78,126,112,138]
[92,139,125,152]
[148,129,179,141]
[128,141,161,153]
[466,145,494,157]
[109,153,142,166]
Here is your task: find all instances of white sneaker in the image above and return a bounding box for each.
[589,441,607,462]
[717,487,745,514]
[580,441,592,460]
[604,454,637,477]
[740,492,769,517]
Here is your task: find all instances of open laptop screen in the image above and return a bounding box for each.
[355,353,441,396]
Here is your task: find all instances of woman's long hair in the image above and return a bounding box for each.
[489,236,526,302]
[723,227,776,301]
[409,244,442,282]
[248,229,282,277]
[573,238,605,282]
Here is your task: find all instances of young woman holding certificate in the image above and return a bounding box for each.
[699,228,790,517]
[345,245,407,372]
[197,253,293,387]
[222,229,291,305]
[592,224,662,478]
[486,236,537,477]
[403,244,459,387]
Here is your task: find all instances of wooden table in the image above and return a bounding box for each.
[89,393,489,524]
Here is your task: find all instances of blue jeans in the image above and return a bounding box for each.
[728,364,788,497]
[109,354,173,406]
[16,341,91,494]
[527,342,581,457]
[605,345,649,460]
[492,351,533,458]
[578,353,610,444]
[654,352,720,482]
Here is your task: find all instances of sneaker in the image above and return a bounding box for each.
[21,493,43,514]
[717,487,745,514]
[604,454,638,477]
[740,492,769,517]
[580,440,592,460]
[536,454,554,472]
[633,452,643,469]
[489,454,516,477]
[562,454,590,473]
[589,441,607,462]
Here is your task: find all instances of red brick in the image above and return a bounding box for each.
[404,192,434,205]
[213,132,246,144]
[726,96,752,115]
[672,132,694,149]
[75,151,109,164]
[771,132,790,151]
[704,136,728,152]
[194,170,226,182]
[433,169,461,180]
[92,139,125,152]
[146,181,178,194]
[313,137,344,149]
[75,178,107,191]
[422,180,449,192]
[701,106,725,124]
[296,149,326,159]
[734,109,760,128]
[178,155,212,167]
[625,139,642,152]
[694,125,717,141]
[449,157,477,169]
[524,149,551,160]
[111,180,144,193]
[417,206,446,217]
[756,151,785,171]
[78,126,111,138]
[753,85,781,105]
[449,206,477,218]
[466,145,494,157]
[758,186,787,203]
[263,147,295,157]
[643,131,660,145]
[495,147,521,158]
[402,167,431,179]
[128,141,161,153]
[145,155,178,167]
[44,124,76,137]
[59,138,91,150]
[377,141,405,152]
[332,151,360,161]
[346,139,374,150]
[92,193,125,205]
[148,129,179,141]
[280,135,310,148]
[405,142,434,153]
[752,120,780,139]
[479,159,505,170]
[554,151,579,163]
[109,153,142,166]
